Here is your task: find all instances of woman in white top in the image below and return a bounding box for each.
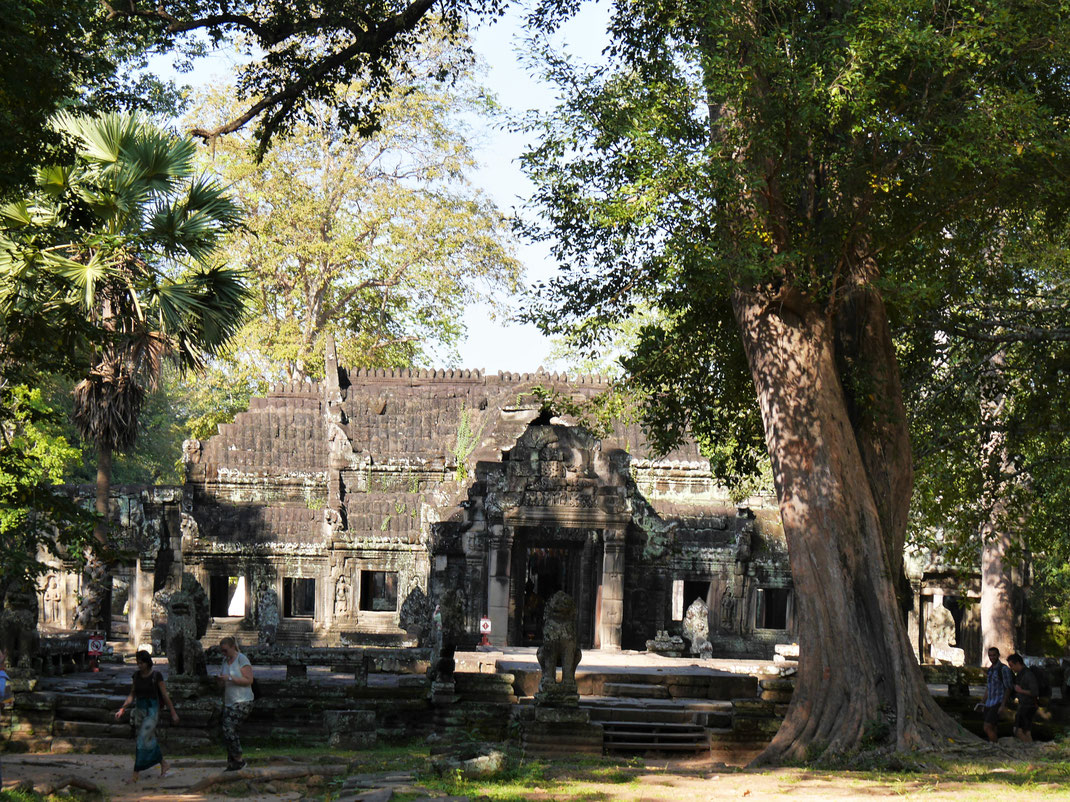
[217,637,255,771]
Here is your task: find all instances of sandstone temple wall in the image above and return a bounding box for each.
[174,343,797,658]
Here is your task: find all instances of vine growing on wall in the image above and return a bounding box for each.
[451,404,487,482]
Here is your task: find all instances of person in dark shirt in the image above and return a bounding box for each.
[1007,653,1038,743]
[115,651,180,782]
[976,647,1014,742]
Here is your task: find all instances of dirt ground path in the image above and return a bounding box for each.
[1,754,306,801]
[3,746,1069,801]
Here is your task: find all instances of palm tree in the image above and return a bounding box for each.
[0,111,248,634]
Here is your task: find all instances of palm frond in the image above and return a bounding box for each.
[35,166,72,198]
[50,250,109,309]
[51,111,141,166]
[0,201,33,229]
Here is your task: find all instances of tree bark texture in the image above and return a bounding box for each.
[833,274,914,581]
[732,288,972,762]
[74,445,113,634]
[979,351,1023,661]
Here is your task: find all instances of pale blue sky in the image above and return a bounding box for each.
[162,5,609,375]
[458,4,608,373]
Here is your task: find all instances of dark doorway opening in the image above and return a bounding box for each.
[209,575,242,618]
[755,587,790,630]
[519,546,580,645]
[283,577,316,617]
[683,580,710,613]
[359,571,398,612]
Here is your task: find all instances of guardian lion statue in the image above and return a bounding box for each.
[166,591,206,676]
[0,582,40,672]
[536,591,582,703]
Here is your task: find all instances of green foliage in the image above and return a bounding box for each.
[185,42,520,383]
[0,113,248,626]
[0,384,94,588]
[520,0,1070,575]
[0,1,183,199]
[0,110,250,455]
[107,3,507,157]
[452,404,487,481]
[903,225,1070,618]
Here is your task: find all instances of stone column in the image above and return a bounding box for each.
[599,529,626,650]
[129,558,155,650]
[460,524,486,635]
[486,524,513,647]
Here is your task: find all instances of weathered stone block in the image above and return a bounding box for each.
[324,709,377,750]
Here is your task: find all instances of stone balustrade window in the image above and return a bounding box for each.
[359,571,398,612]
[754,587,790,630]
[283,577,316,617]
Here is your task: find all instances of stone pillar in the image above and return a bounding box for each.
[129,558,155,650]
[486,525,512,647]
[599,529,626,651]
[462,530,487,635]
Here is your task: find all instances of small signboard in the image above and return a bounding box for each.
[479,616,492,634]
[87,637,105,656]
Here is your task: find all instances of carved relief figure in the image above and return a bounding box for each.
[334,576,351,618]
[256,586,279,646]
[719,584,739,633]
[43,575,62,626]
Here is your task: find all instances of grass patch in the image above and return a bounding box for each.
[415,752,646,801]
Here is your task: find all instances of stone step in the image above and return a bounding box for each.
[604,682,671,699]
[53,720,131,738]
[600,720,709,732]
[604,741,706,752]
[582,698,734,728]
[603,727,707,740]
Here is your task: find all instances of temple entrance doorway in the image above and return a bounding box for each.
[510,527,601,648]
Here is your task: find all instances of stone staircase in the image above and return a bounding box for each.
[586,697,730,752]
[573,669,789,755]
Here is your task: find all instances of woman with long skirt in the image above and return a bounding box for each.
[115,650,179,782]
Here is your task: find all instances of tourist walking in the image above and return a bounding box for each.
[218,636,255,771]
[1007,653,1039,743]
[114,650,179,782]
[976,646,1014,742]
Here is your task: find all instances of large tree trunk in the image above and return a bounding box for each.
[732,287,973,762]
[833,273,914,580]
[74,445,112,635]
[979,350,1022,662]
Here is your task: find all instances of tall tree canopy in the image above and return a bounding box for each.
[521,0,1070,761]
[0,0,183,197]
[0,112,249,630]
[903,225,1070,654]
[187,38,520,382]
[104,0,505,154]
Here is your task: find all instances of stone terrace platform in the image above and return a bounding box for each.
[2,648,792,759]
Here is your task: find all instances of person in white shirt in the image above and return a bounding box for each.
[217,637,255,771]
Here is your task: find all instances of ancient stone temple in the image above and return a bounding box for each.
[171,341,794,657]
